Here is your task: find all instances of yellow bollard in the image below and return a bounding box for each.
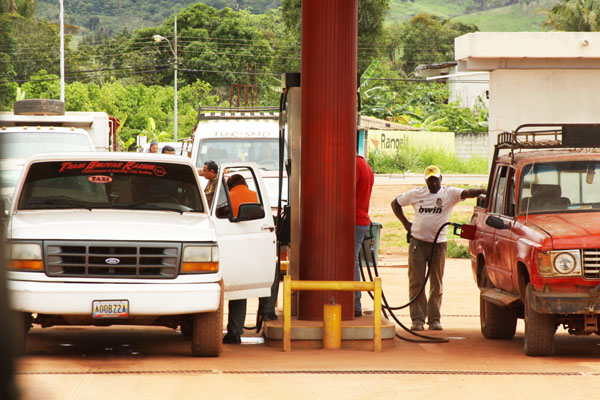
[323,299,342,349]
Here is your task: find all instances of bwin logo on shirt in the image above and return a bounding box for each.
[418,206,442,214]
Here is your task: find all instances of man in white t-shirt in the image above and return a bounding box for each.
[391,165,485,331]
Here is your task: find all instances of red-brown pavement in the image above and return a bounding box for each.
[15,258,600,400]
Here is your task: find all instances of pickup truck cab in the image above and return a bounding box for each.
[5,152,276,356]
[469,124,600,356]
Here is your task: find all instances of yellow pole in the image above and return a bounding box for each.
[283,275,292,352]
[323,302,342,349]
[373,277,382,352]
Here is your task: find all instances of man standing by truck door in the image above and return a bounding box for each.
[203,160,219,207]
[391,166,485,331]
[355,154,374,317]
[222,174,259,344]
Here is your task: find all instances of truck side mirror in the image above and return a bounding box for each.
[485,215,508,230]
[231,203,265,222]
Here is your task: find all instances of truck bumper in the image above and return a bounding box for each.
[528,285,600,314]
[9,280,221,315]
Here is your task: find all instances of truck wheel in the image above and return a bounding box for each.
[524,284,556,356]
[480,269,517,339]
[191,282,223,357]
[14,99,65,116]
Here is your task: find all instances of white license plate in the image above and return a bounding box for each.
[92,300,129,319]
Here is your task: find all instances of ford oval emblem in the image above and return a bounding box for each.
[105,257,120,265]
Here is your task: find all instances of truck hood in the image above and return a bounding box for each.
[525,212,600,248]
[10,209,216,242]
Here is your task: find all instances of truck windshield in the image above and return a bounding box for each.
[519,161,600,214]
[0,132,93,159]
[195,138,284,171]
[17,161,204,213]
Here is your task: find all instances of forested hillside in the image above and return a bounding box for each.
[36,0,281,34]
[389,0,560,31]
[34,0,559,35]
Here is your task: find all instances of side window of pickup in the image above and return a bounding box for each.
[491,166,515,217]
[215,166,264,219]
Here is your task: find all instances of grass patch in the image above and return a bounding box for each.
[367,142,488,175]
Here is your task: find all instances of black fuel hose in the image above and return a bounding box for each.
[359,222,456,343]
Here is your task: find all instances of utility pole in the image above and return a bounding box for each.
[59,0,65,102]
[173,15,178,142]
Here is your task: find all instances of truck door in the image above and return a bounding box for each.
[211,163,277,300]
[488,166,516,292]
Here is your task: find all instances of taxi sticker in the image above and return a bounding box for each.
[89,175,112,183]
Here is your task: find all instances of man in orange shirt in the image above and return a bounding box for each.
[222,174,259,344]
[227,174,258,218]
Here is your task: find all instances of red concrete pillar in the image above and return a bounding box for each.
[299,0,358,320]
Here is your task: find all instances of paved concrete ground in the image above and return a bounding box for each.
[15,258,600,400]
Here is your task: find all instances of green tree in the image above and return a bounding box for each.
[20,69,59,98]
[282,0,390,73]
[0,13,18,109]
[389,13,478,75]
[542,0,600,31]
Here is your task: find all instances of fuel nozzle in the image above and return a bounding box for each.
[451,223,477,240]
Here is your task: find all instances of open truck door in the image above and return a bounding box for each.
[211,162,277,300]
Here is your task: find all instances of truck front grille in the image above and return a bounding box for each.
[582,249,600,279]
[44,241,181,279]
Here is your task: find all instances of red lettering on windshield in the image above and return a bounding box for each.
[58,161,168,176]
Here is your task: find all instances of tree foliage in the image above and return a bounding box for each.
[542,0,600,31]
[281,0,390,72]
[387,13,478,75]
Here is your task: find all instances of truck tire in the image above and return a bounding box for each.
[14,99,65,116]
[524,283,556,356]
[480,268,517,339]
[191,282,223,357]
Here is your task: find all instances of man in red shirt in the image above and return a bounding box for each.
[355,155,374,317]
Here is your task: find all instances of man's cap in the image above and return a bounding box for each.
[424,165,441,179]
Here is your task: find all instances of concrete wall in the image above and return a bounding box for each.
[489,69,600,143]
[454,131,488,161]
[367,130,487,162]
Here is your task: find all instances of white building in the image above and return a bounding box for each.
[455,32,600,156]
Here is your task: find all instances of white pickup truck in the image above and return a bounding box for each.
[5,152,276,356]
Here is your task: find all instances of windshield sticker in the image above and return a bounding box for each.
[59,161,167,177]
[88,175,113,183]
[213,131,272,137]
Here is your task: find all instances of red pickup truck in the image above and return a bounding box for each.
[469,124,600,356]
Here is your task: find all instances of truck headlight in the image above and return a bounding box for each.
[539,250,581,277]
[8,243,43,271]
[181,245,219,273]
[554,252,576,274]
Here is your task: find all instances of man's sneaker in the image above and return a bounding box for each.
[428,321,443,331]
[410,322,424,331]
[354,310,362,318]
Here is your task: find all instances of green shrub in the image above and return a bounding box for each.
[446,240,470,259]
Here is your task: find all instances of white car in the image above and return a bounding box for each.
[5,152,276,356]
